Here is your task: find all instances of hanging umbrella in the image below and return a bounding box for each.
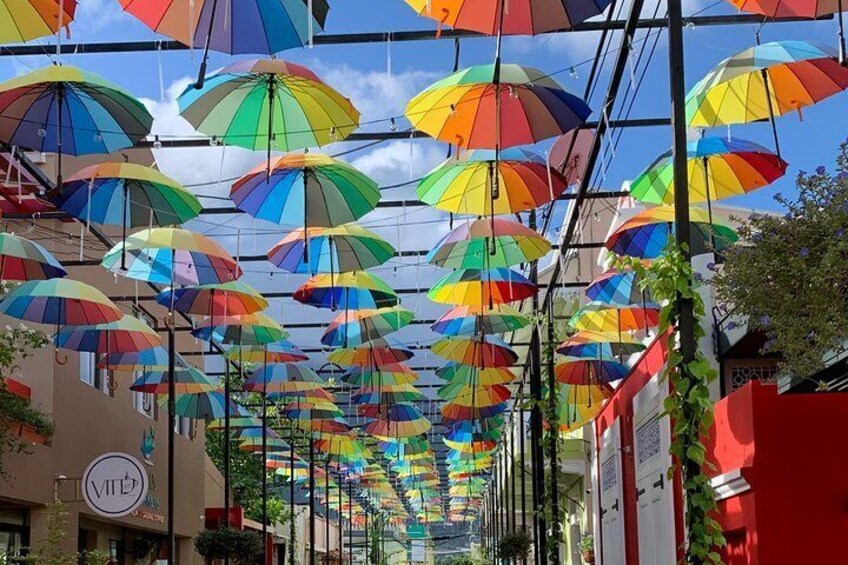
[380,437,432,458]
[557,383,612,430]
[404,0,612,35]
[428,268,537,307]
[405,64,591,149]
[1,0,77,43]
[166,389,240,420]
[342,364,418,386]
[0,233,66,281]
[432,335,518,368]
[435,363,516,386]
[569,302,660,333]
[364,404,432,439]
[231,154,379,234]
[556,331,646,359]
[225,341,308,365]
[0,279,121,326]
[156,280,267,317]
[605,205,739,259]
[192,312,286,345]
[431,303,530,336]
[427,217,551,269]
[445,416,504,442]
[629,137,787,206]
[328,338,415,367]
[178,59,359,160]
[555,358,630,385]
[101,227,242,286]
[267,224,395,274]
[0,65,153,187]
[441,402,508,424]
[352,385,425,406]
[54,315,161,353]
[99,346,174,371]
[585,269,652,307]
[321,307,414,347]
[437,382,512,406]
[242,363,325,394]
[130,365,217,394]
[418,149,570,216]
[294,271,399,311]
[443,438,498,453]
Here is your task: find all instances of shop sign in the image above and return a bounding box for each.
[82,452,149,518]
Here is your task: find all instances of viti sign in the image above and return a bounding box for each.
[82,452,149,518]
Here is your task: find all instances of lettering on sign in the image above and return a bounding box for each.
[82,453,149,518]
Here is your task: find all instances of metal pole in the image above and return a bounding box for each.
[546,299,560,565]
[347,482,353,565]
[519,385,527,565]
[262,354,268,565]
[194,0,219,89]
[167,249,176,565]
[309,432,316,565]
[223,359,231,565]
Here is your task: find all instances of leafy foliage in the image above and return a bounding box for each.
[194,528,263,564]
[714,143,848,380]
[497,530,532,560]
[616,241,725,564]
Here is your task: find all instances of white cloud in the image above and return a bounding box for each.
[351,140,444,187]
[73,0,126,33]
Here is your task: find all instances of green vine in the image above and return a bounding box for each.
[616,240,725,564]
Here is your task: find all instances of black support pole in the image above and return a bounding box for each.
[546,299,560,565]
[309,434,316,565]
[166,249,176,565]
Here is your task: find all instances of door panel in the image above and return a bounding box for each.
[599,419,626,565]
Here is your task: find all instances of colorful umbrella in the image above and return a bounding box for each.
[557,383,612,429]
[0,278,121,326]
[405,64,591,149]
[605,205,739,259]
[437,382,512,406]
[0,233,66,280]
[364,404,431,439]
[101,228,242,286]
[231,154,379,230]
[118,0,328,55]
[178,59,359,155]
[629,137,788,206]
[555,358,630,385]
[427,217,551,269]
[436,363,516,386]
[191,312,285,346]
[328,338,414,367]
[585,269,652,306]
[54,315,161,353]
[352,385,425,405]
[225,341,308,364]
[320,307,414,347]
[445,416,504,442]
[0,65,153,186]
[130,365,217,394]
[267,224,395,274]
[294,271,398,311]
[443,438,498,453]
[1,0,76,43]
[556,331,646,359]
[428,268,537,306]
[342,364,418,386]
[441,402,507,423]
[431,303,530,336]
[167,389,239,420]
[99,346,173,371]
[432,335,518,368]
[242,363,325,394]
[569,302,660,333]
[417,149,570,216]
[404,0,612,35]
[157,280,267,317]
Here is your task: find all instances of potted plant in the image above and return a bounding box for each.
[579,534,595,564]
[497,530,532,561]
[194,528,262,565]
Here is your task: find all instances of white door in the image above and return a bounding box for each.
[633,376,675,565]
[599,419,626,565]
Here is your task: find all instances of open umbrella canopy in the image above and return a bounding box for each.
[58,163,200,228]
[191,312,286,345]
[294,271,399,311]
[427,216,551,269]
[441,401,508,423]
[320,307,414,347]
[328,338,415,367]
[432,303,530,336]
[267,224,395,274]
[437,382,512,406]
[0,65,153,157]
[1,0,76,43]
[569,302,660,333]
[101,228,242,286]
[556,331,646,359]
[585,269,652,306]
[342,364,419,386]
[118,0,329,54]
[605,205,739,259]
[557,383,613,429]
[54,315,161,353]
[629,137,788,206]
[364,404,432,439]
[727,0,844,16]
[352,385,426,405]
[178,59,359,152]
[432,335,518,368]
[225,341,308,364]
[428,268,537,306]
[0,279,121,326]
[156,280,267,316]
[380,437,432,458]
[130,365,217,394]
[555,358,631,385]
[417,149,570,216]
[686,40,848,127]
[443,438,498,453]
[99,346,173,371]
[436,363,516,386]
[0,233,66,280]
[445,416,504,442]
[231,154,379,227]
[242,363,325,394]
[405,64,591,149]
[166,389,240,420]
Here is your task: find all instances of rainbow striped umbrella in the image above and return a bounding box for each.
[1,0,76,43]
[436,363,516,386]
[441,401,507,424]
[428,268,537,306]
[404,0,612,35]
[0,233,66,281]
[225,341,308,364]
[380,437,432,458]
[269,386,335,405]
[443,438,498,453]
[427,217,551,268]
[232,154,378,229]
[328,338,414,367]
[54,315,161,353]
[555,358,630,385]
[405,64,591,149]
[101,228,241,286]
[432,335,518,368]
[191,312,285,346]
[445,417,504,442]
[556,331,646,359]
[268,224,394,274]
[118,0,328,55]
[569,302,660,333]
[342,364,418,386]
[629,137,787,206]
[243,363,325,394]
[432,303,530,336]
[321,307,414,347]
[99,346,173,371]
[167,389,241,420]
[157,280,267,317]
[178,59,359,153]
[130,365,217,394]
[352,385,425,406]
[364,404,432,439]
[557,383,612,430]
[437,382,511,406]
[605,206,739,259]
[240,431,289,453]
[0,279,121,326]
[585,269,651,307]
[294,271,398,311]
[207,413,263,431]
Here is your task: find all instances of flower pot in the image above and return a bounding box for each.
[582,550,595,564]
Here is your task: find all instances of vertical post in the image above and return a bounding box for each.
[166,249,176,565]
[223,359,231,565]
[510,418,516,539]
[347,482,353,565]
[519,384,527,565]
[262,357,268,565]
[309,432,316,565]
[289,421,296,565]
[546,299,560,565]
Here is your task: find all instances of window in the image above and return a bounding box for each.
[133,388,157,419]
[79,353,112,396]
[174,416,192,439]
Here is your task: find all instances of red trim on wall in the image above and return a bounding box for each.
[5,377,31,400]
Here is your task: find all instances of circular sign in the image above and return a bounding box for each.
[82,452,149,518]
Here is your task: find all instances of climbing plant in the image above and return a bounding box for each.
[616,241,725,564]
